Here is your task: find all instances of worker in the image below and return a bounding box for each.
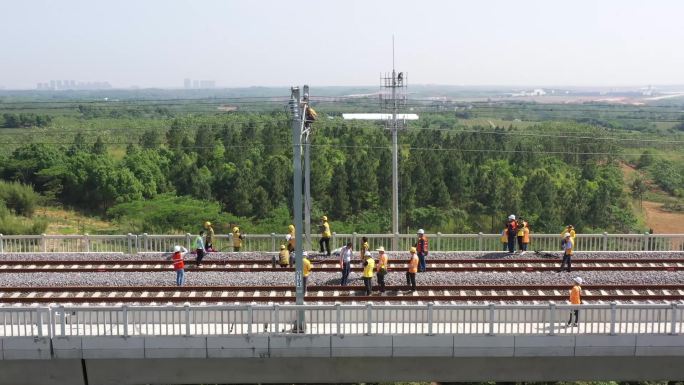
[319,215,331,256]
[416,229,429,272]
[276,244,289,268]
[567,276,583,327]
[500,227,508,251]
[203,221,215,252]
[286,224,296,253]
[167,245,188,286]
[520,220,530,255]
[339,242,353,286]
[232,226,244,252]
[359,236,369,261]
[559,232,574,272]
[362,251,375,296]
[506,214,518,253]
[375,246,388,293]
[194,230,205,267]
[561,225,576,249]
[406,247,418,292]
[302,252,312,295]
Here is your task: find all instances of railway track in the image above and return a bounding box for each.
[1,258,683,273]
[1,284,683,304]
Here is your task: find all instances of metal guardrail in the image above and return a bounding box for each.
[1,232,683,253]
[1,304,680,337]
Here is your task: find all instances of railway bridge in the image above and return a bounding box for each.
[1,303,683,385]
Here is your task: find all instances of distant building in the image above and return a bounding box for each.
[199,80,215,89]
[184,78,192,89]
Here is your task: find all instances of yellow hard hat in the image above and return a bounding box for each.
[232,226,239,233]
[204,221,211,227]
[410,246,417,253]
[288,224,295,231]
[280,244,286,250]
[321,215,328,221]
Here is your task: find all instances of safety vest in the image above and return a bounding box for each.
[206,227,214,243]
[288,228,296,248]
[500,229,508,243]
[523,227,530,243]
[172,252,184,271]
[233,231,243,247]
[321,222,331,238]
[363,258,375,278]
[376,254,388,272]
[416,236,428,254]
[359,241,369,259]
[303,258,312,277]
[570,285,581,304]
[563,238,574,255]
[408,254,419,273]
[278,249,290,265]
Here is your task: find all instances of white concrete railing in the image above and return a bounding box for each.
[1,304,681,338]
[1,232,683,253]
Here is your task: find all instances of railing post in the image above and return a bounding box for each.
[352,232,358,248]
[271,233,276,252]
[610,302,617,335]
[394,232,400,252]
[331,232,337,250]
[602,232,608,251]
[184,305,191,336]
[0,233,4,253]
[488,304,495,336]
[274,304,279,334]
[84,233,90,252]
[336,303,342,335]
[670,303,679,336]
[247,305,253,336]
[36,310,44,337]
[549,303,556,336]
[478,232,483,252]
[142,233,149,252]
[643,231,650,251]
[41,233,47,252]
[122,306,129,337]
[427,303,434,335]
[366,303,372,335]
[59,306,66,336]
[127,233,134,254]
[436,232,442,251]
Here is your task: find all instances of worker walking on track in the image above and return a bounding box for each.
[232,226,244,252]
[302,252,312,295]
[559,232,574,272]
[519,220,530,255]
[416,229,429,272]
[319,216,332,256]
[406,247,419,292]
[567,276,583,327]
[194,230,205,267]
[506,215,518,253]
[167,245,188,286]
[362,251,375,296]
[339,242,353,286]
[375,246,388,293]
[203,221,214,252]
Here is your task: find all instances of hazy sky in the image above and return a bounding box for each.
[2,0,684,89]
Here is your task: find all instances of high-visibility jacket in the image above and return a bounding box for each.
[517,227,524,237]
[570,285,581,304]
[321,221,331,238]
[500,229,508,243]
[205,226,214,243]
[359,241,369,259]
[522,227,530,244]
[363,258,375,278]
[233,231,243,247]
[561,228,577,245]
[563,238,574,255]
[172,252,185,271]
[303,258,312,277]
[416,236,428,255]
[408,254,419,273]
[278,249,290,266]
[287,227,296,249]
[376,254,388,272]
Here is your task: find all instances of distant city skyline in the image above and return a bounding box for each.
[1,0,684,89]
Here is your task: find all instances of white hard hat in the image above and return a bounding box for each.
[508,214,516,220]
[285,234,292,241]
[302,251,308,257]
[573,277,583,284]
[376,246,385,252]
[364,251,371,257]
[173,245,181,252]
[418,229,425,234]
[564,232,571,238]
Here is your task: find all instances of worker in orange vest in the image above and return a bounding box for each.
[167,245,188,286]
[567,276,582,327]
[375,246,389,293]
[406,247,419,292]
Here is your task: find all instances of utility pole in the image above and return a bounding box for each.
[289,87,305,308]
[302,86,312,251]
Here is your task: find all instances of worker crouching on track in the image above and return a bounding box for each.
[167,245,188,286]
[362,251,375,296]
[275,244,289,268]
[302,252,312,295]
[567,276,583,327]
[375,246,388,293]
[406,247,419,292]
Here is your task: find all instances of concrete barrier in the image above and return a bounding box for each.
[454,335,514,357]
[82,336,144,359]
[575,335,636,356]
[635,335,684,356]
[514,335,575,356]
[394,335,453,356]
[145,336,207,358]
[269,335,330,357]
[1,337,51,360]
[207,336,269,358]
[332,335,392,356]
[52,336,83,359]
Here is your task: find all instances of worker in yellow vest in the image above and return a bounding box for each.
[362,251,375,296]
[302,252,312,295]
[232,226,244,252]
[406,247,419,292]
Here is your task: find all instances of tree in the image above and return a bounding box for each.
[92,136,107,155]
[140,129,163,149]
[630,176,647,207]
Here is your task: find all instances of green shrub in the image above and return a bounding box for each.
[0,181,40,217]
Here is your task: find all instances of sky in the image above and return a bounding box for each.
[1,0,684,89]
